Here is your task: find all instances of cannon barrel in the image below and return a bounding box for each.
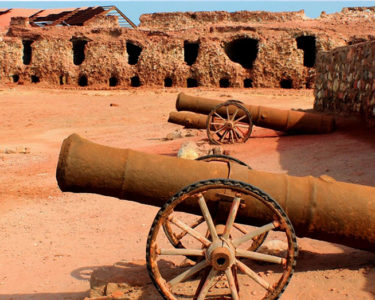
[57,134,375,251]
[175,93,335,134]
[168,111,208,129]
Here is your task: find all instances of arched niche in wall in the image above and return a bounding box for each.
[31,75,39,83]
[71,37,89,66]
[127,42,142,65]
[224,38,259,69]
[12,74,19,83]
[164,77,173,87]
[187,78,198,88]
[184,41,199,66]
[130,75,141,87]
[244,78,253,88]
[296,35,316,67]
[78,75,88,87]
[22,40,34,65]
[219,78,230,88]
[109,76,118,87]
[280,78,293,89]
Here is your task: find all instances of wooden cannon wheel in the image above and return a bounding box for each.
[206,100,253,145]
[162,155,268,253]
[147,179,298,300]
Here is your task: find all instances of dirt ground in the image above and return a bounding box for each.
[0,86,374,300]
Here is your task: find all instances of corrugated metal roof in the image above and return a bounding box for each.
[0,6,136,28]
[0,8,40,27]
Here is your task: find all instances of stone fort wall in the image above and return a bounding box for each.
[1,8,375,90]
[314,40,375,126]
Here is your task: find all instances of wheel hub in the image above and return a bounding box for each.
[206,239,235,271]
[224,121,234,130]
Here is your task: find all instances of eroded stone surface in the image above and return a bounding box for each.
[1,7,375,90]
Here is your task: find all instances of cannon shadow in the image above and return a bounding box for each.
[274,113,375,298]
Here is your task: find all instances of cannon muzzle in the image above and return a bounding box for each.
[175,93,335,134]
[57,134,375,251]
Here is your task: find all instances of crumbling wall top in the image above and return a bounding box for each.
[139,10,307,30]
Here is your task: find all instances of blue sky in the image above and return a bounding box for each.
[1,1,375,25]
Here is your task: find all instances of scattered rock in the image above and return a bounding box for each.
[165,129,198,141]
[258,240,289,256]
[177,141,201,159]
[4,148,16,154]
[0,146,30,154]
[208,146,223,155]
[166,129,183,140]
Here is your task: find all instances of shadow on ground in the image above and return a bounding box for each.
[0,292,87,300]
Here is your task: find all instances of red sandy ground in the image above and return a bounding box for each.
[0,86,374,300]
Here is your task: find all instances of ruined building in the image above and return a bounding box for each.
[1,6,375,90]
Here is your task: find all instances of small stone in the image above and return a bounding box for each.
[166,129,182,140]
[258,240,289,256]
[177,141,200,160]
[110,103,119,107]
[5,148,16,154]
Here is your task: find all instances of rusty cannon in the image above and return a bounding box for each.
[168,93,335,144]
[57,134,374,300]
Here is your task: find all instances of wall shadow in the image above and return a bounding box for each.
[275,114,375,186]
[275,113,375,297]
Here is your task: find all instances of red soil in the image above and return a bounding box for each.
[0,86,374,300]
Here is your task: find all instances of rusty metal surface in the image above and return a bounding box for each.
[57,134,375,251]
[168,111,207,129]
[175,92,335,134]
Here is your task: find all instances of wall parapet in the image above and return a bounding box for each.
[314,40,375,126]
[139,10,307,31]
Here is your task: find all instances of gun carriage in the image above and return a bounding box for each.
[57,134,374,300]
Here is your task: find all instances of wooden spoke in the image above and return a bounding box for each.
[232,221,278,247]
[214,125,226,134]
[214,112,226,121]
[236,248,285,264]
[223,196,241,239]
[219,130,229,142]
[168,260,209,286]
[231,108,239,121]
[225,268,240,300]
[236,259,272,291]
[159,248,205,256]
[196,267,218,300]
[168,216,211,247]
[233,223,248,234]
[235,123,251,128]
[233,114,247,123]
[174,217,205,241]
[229,130,234,143]
[198,194,219,242]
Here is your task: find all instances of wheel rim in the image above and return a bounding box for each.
[163,155,269,253]
[207,101,253,145]
[147,179,298,300]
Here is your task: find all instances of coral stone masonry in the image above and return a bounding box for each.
[314,40,375,126]
[1,7,375,90]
